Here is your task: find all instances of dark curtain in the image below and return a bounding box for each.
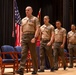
[41,0,53,25]
[16,0,41,18]
[73,0,76,25]
[16,0,56,26]
[0,0,14,47]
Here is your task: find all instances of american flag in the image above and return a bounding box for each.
[14,0,21,46]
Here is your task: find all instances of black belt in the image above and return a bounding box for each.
[55,42,62,43]
[42,39,50,42]
[23,31,35,35]
[69,43,76,45]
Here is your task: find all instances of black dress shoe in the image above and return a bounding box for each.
[32,71,37,74]
[68,66,73,68]
[38,69,44,72]
[51,67,54,72]
[64,66,66,70]
[15,68,24,75]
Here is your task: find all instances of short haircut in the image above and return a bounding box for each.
[71,24,76,26]
[25,6,33,10]
[44,16,49,19]
[56,20,61,23]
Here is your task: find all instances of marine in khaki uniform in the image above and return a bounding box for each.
[67,24,76,68]
[53,20,66,70]
[16,6,40,75]
[38,16,54,72]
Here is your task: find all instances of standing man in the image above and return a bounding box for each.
[53,20,66,70]
[16,6,40,75]
[67,24,76,68]
[38,16,54,72]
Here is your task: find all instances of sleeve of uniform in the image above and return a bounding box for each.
[21,19,24,26]
[67,34,69,39]
[40,26,42,39]
[63,29,67,37]
[20,19,24,32]
[67,32,69,39]
[51,25,55,33]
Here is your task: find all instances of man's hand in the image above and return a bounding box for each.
[31,38,36,43]
[60,44,64,48]
[47,42,51,46]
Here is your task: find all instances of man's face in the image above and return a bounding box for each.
[71,25,76,30]
[25,7,32,16]
[56,22,61,28]
[44,17,49,24]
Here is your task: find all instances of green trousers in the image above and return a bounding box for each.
[19,34,38,72]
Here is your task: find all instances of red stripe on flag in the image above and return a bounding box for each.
[15,23,21,46]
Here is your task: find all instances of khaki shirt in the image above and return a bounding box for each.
[40,24,54,40]
[67,30,76,44]
[55,27,66,42]
[21,16,40,33]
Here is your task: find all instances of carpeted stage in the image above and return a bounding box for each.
[3,67,76,75]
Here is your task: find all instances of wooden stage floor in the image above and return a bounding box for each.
[3,67,76,75]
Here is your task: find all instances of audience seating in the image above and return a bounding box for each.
[0,45,18,75]
[0,45,75,74]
